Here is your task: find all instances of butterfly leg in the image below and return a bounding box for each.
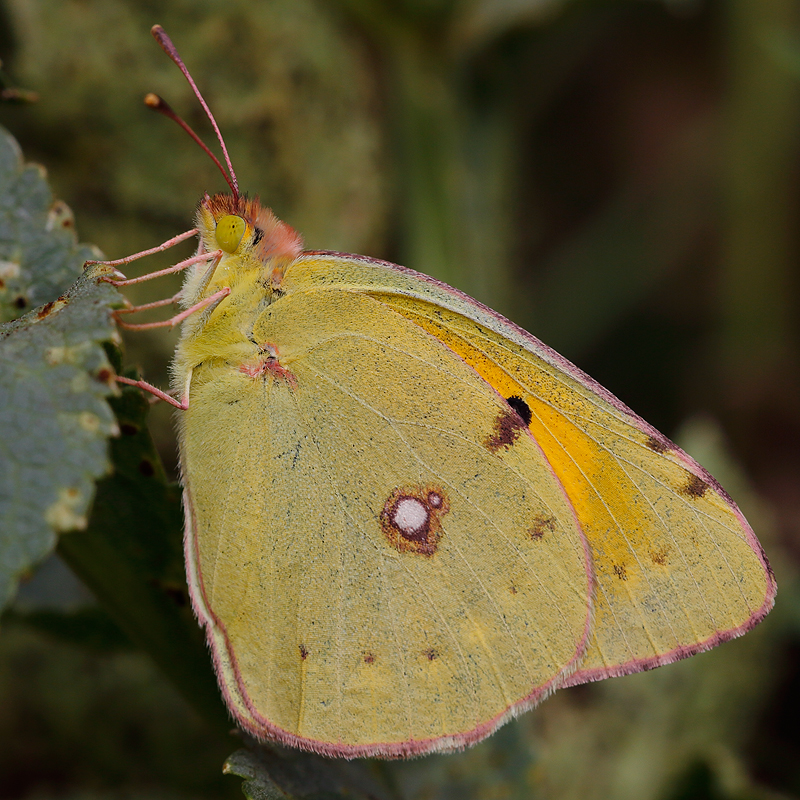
[114,291,183,317]
[115,376,188,410]
[108,250,224,328]
[102,249,222,287]
[116,286,230,331]
[88,228,199,277]
[189,249,225,298]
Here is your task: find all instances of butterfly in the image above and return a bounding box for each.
[99,26,775,759]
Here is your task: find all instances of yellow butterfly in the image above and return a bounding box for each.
[102,26,775,759]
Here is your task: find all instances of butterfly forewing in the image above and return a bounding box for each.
[285,253,775,683]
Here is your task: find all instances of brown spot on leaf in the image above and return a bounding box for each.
[529,514,556,540]
[95,368,112,384]
[37,301,55,319]
[681,473,708,499]
[380,485,449,556]
[645,434,671,454]
[49,200,74,229]
[613,564,628,581]
[299,644,308,660]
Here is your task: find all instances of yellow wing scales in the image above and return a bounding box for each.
[365,286,772,679]
[179,282,591,755]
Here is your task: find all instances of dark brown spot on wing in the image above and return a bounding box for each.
[682,473,708,499]
[645,434,671,454]
[363,652,376,664]
[613,564,628,581]
[651,547,669,566]
[424,647,439,661]
[529,514,556,540]
[299,644,308,660]
[506,395,532,426]
[380,484,449,556]
[485,404,528,453]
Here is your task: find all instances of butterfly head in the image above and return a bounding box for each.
[198,193,304,287]
[147,28,304,287]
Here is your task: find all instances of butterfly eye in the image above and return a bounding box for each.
[215,215,246,253]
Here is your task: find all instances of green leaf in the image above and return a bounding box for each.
[223,744,394,800]
[0,125,123,611]
[225,750,289,800]
[56,383,232,731]
[0,261,121,610]
[0,124,101,323]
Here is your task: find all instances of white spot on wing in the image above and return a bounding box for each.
[393,498,428,535]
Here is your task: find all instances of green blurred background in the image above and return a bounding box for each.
[1,0,800,798]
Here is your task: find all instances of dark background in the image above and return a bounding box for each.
[1,1,799,798]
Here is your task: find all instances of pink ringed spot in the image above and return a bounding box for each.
[427,491,443,509]
[380,485,449,556]
[239,343,297,389]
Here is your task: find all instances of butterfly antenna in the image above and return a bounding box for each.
[144,93,233,192]
[150,25,240,203]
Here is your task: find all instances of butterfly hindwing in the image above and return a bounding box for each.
[180,283,591,757]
